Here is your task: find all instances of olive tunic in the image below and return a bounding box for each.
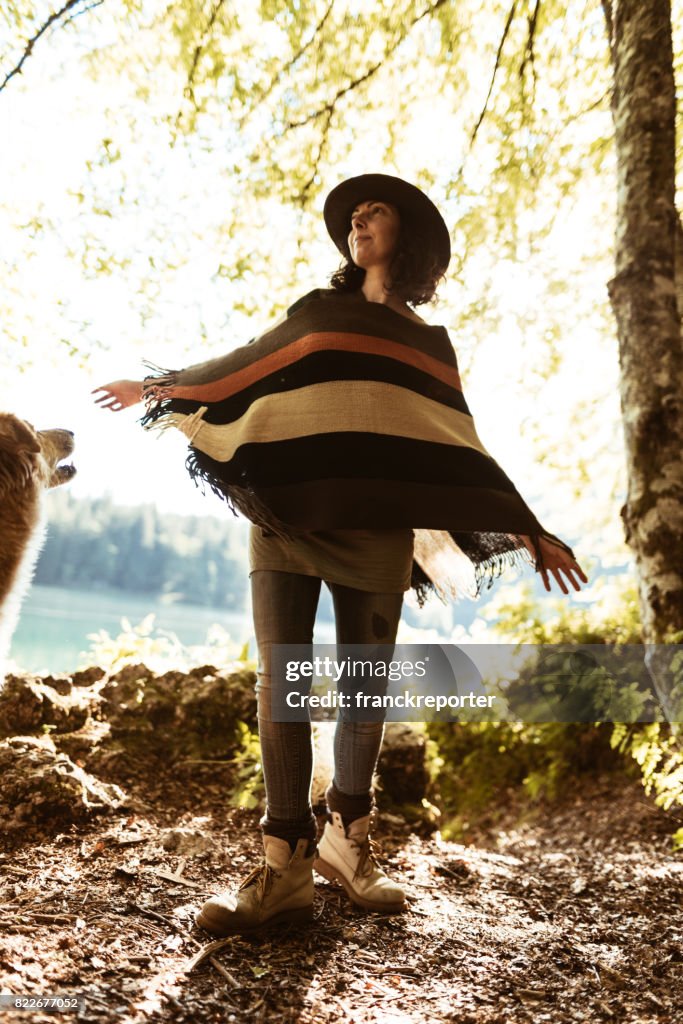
[248,524,415,593]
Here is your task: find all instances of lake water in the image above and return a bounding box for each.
[8,584,336,675]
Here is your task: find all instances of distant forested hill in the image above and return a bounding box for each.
[36,492,249,611]
[35,493,473,633]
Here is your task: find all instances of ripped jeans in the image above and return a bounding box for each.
[251,570,404,846]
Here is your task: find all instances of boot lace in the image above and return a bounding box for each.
[238,861,278,899]
[351,836,383,882]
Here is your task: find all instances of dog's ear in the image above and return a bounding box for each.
[0,415,41,455]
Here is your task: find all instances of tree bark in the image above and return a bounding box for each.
[602,0,683,642]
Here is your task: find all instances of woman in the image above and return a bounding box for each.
[94,173,588,936]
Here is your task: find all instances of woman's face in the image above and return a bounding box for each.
[347,199,401,270]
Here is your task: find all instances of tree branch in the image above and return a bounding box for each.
[518,0,541,105]
[238,0,336,130]
[296,106,334,204]
[179,0,227,116]
[468,1,518,150]
[61,0,103,29]
[284,58,384,131]
[282,0,449,133]
[0,0,96,94]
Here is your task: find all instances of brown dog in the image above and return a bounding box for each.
[0,414,76,681]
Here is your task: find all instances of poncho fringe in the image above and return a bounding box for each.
[140,290,574,606]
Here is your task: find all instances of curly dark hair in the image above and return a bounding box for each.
[328,216,447,306]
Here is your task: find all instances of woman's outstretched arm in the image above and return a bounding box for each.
[518,534,589,594]
[92,379,144,412]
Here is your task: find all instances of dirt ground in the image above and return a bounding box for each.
[1,756,681,1024]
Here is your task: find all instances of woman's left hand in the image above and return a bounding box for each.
[92,379,143,411]
[520,535,589,594]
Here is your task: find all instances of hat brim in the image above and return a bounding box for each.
[323,173,450,272]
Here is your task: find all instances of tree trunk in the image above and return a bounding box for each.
[602,0,683,642]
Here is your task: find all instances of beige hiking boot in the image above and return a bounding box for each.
[195,836,315,936]
[314,812,405,913]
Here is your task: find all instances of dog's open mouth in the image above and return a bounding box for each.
[51,437,77,486]
[39,427,77,488]
[55,459,77,482]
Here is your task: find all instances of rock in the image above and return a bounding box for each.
[0,662,258,773]
[0,674,95,739]
[100,663,257,760]
[160,827,215,857]
[53,719,111,763]
[176,667,257,759]
[41,675,73,696]
[72,667,106,687]
[0,736,127,829]
[376,723,430,805]
[0,675,45,735]
[99,663,166,738]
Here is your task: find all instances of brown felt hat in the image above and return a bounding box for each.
[323,173,451,272]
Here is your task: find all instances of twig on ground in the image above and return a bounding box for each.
[126,901,184,932]
[208,956,240,986]
[184,936,234,972]
[26,911,79,923]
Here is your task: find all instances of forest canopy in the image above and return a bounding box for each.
[2,0,683,636]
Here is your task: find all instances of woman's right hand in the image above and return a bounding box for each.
[92,379,143,412]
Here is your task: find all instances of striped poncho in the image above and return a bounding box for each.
[141,288,575,605]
